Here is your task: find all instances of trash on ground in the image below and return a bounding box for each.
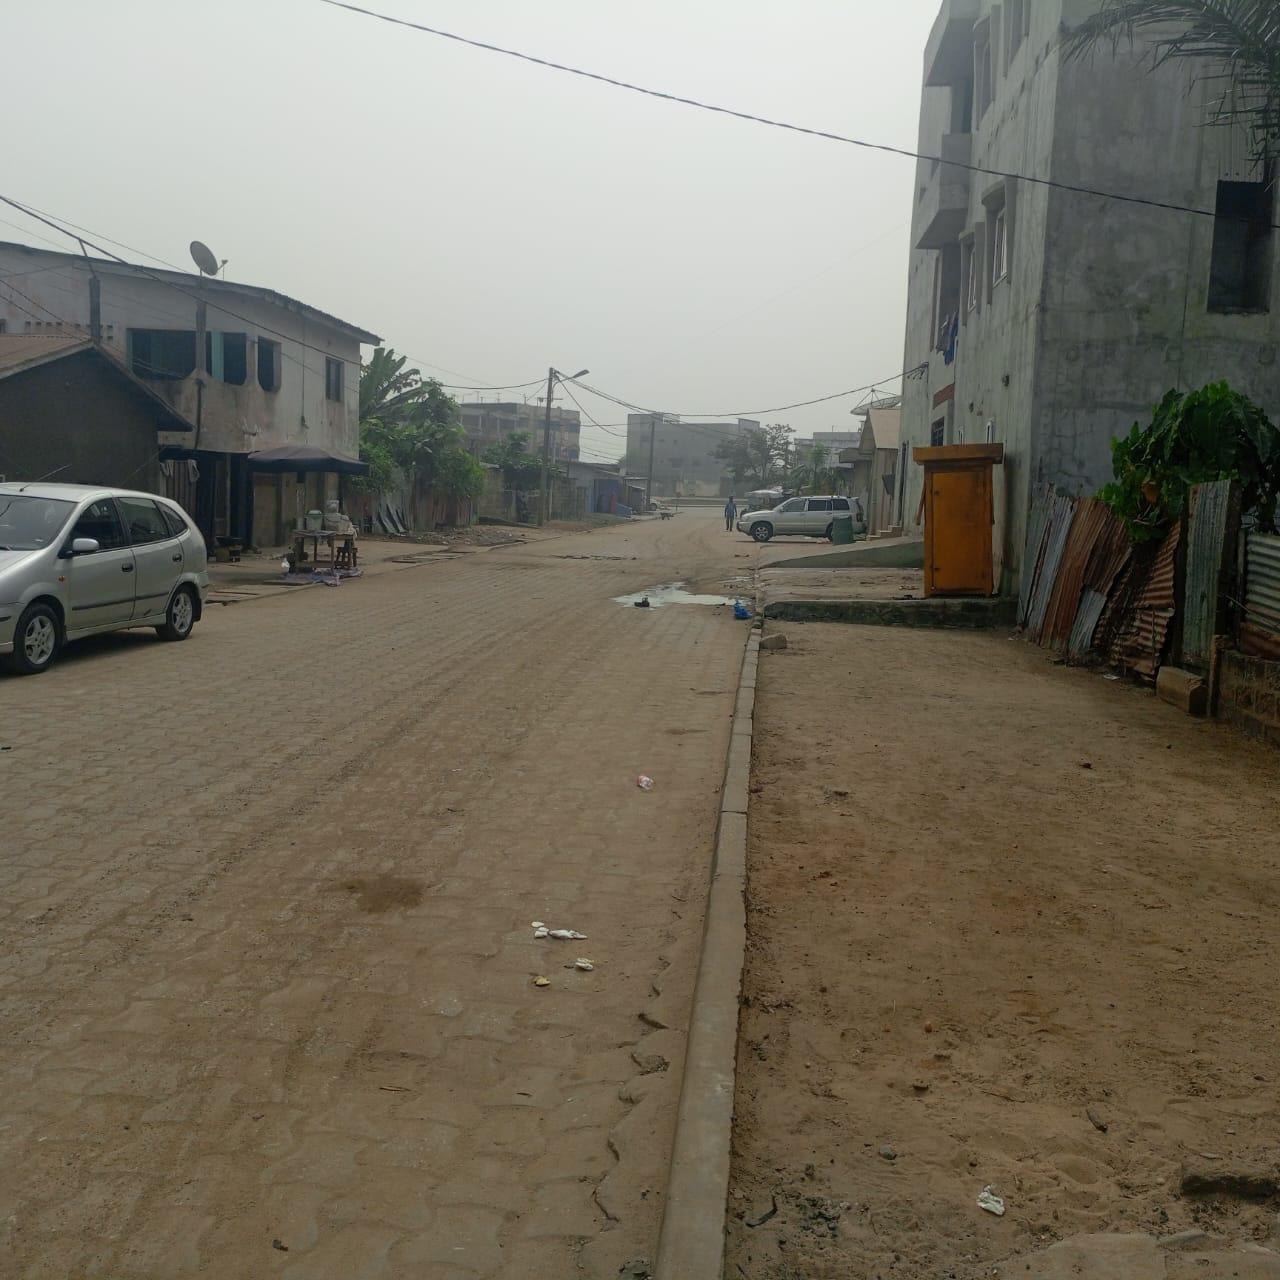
[745,1194,779,1228]
[532,923,587,940]
[272,1239,289,1252]
[1087,1107,1108,1133]
[977,1186,1006,1216]
[879,1143,897,1161]
[634,596,651,608]
[637,775,655,791]
[733,600,753,620]
[533,975,551,988]
[574,958,594,971]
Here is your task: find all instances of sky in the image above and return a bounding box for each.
[2,0,941,465]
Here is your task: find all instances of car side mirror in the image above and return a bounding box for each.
[70,537,100,555]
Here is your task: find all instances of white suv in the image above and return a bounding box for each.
[737,495,865,543]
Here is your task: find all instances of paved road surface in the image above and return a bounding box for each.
[0,510,753,1279]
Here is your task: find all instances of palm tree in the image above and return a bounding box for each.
[1063,2,1280,162]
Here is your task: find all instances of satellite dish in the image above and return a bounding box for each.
[189,240,220,276]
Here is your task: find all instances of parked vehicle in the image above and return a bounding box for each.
[736,494,866,543]
[0,483,209,675]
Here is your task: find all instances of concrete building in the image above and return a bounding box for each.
[793,430,864,488]
[0,240,379,548]
[900,0,1280,593]
[625,414,762,498]
[460,400,581,463]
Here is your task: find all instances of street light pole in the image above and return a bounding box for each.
[539,366,590,526]
[539,366,556,527]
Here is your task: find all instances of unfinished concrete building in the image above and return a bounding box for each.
[899,0,1280,593]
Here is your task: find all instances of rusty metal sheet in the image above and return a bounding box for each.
[1018,484,1053,627]
[1182,480,1238,671]
[1026,491,1075,639]
[1113,522,1181,680]
[1041,498,1116,649]
[1242,529,1280,659]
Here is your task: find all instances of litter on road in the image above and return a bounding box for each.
[574,958,594,971]
[532,923,587,940]
[533,975,551,988]
[637,775,655,790]
[977,1186,1006,1217]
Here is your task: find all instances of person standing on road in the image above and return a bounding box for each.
[724,495,737,532]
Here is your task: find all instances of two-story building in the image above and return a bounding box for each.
[0,241,379,548]
[899,0,1280,594]
[459,400,581,463]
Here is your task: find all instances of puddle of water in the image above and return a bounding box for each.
[613,581,736,608]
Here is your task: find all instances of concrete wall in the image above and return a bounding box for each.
[1217,650,1280,747]
[0,244,367,461]
[0,350,164,491]
[899,0,1280,597]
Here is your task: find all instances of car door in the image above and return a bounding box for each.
[116,496,181,620]
[806,497,833,535]
[773,497,807,534]
[62,498,136,632]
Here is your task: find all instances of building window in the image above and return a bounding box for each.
[1207,177,1274,314]
[1006,0,1024,67]
[990,205,1008,287]
[962,232,983,317]
[933,242,962,350]
[325,357,344,402]
[205,332,247,385]
[930,419,946,447]
[257,338,282,392]
[129,329,197,380]
[975,25,993,119]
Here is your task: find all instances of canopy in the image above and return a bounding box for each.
[246,444,368,475]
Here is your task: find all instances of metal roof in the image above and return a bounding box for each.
[0,240,381,344]
[0,333,93,379]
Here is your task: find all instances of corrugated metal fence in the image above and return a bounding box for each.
[1242,531,1280,660]
[1018,481,1243,683]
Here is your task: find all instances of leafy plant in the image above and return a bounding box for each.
[1063,2,1280,162]
[714,423,794,489]
[482,431,544,490]
[1099,381,1280,540]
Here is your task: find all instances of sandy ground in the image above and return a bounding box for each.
[0,509,759,1279]
[727,623,1280,1279]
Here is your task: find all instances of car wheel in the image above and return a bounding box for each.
[750,522,773,543]
[157,585,197,642]
[5,602,61,675]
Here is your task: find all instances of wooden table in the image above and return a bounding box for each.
[287,529,358,572]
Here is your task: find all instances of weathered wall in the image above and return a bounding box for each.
[0,244,367,461]
[1217,650,1280,747]
[0,351,163,491]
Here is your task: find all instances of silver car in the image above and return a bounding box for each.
[736,494,866,543]
[0,483,209,676]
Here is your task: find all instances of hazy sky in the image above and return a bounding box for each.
[3,0,940,463]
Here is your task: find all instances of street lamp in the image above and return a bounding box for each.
[540,367,590,525]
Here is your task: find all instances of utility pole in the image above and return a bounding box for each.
[539,366,556,526]
[645,414,657,510]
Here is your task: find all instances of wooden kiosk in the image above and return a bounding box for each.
[912,443,1005,597]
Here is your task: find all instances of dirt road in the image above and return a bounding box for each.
[0,510,753,1279]
[728,624,1280,1279]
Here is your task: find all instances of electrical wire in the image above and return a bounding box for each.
[0,194,372,372]
[316,0,1251,228]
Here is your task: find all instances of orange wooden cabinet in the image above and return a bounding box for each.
[912,444,1005,597]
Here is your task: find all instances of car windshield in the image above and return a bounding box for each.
[0,495,77,550]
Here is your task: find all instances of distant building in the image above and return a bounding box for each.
[793,430,864,488]
[0,240,379,548]
[625,414,762,498]
[844,398,902,536]
[900,0,1280,592]
[460,400,581,462]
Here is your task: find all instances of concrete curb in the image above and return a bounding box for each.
[654,626,759,1280]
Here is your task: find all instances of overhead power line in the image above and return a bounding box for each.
[317,0,1240,227]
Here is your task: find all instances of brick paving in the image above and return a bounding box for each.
[0,511,752,1279]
